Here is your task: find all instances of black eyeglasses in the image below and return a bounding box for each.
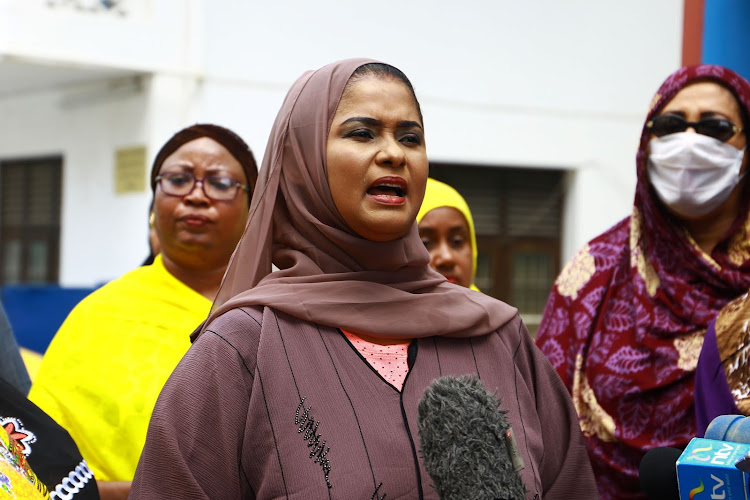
[646,114,743,142]
[155,172,249,201]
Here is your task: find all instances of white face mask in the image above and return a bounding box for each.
[647,132,747,218]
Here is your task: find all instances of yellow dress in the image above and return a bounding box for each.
[28,254,210,481]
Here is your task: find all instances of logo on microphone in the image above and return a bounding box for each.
[688,479,705,499]
[687,474,729,499]
[678,438,748,500]
[691,444,713,462]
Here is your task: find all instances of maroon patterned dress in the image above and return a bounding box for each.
[536,64,750,500]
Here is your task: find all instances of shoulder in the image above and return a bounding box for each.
[204,306,264,337]
[202,306,311,340]
[565,215,631,269]
[487,314,564,374]
[550,215,631,303]
[488,313,528,350]
[716,291,750,329]
[462,312,529,360]
[589,215,631,248]
[63,265,151,310]
[193,306,265,375]
[65,264,209,323]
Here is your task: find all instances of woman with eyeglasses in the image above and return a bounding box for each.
[535,65,750,499]
[28,124,258,500]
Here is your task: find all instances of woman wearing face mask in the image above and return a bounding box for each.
[535,64,750,500]
[417,178,479,291]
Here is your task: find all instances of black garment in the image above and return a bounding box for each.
[0,377,99,499]
[0,301,31,394]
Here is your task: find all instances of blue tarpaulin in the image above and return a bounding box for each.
[1,284,100,354]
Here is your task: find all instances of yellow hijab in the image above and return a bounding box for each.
[417,178,480,291]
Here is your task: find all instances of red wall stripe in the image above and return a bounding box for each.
[682,0,704,66]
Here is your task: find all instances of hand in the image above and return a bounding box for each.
[97,480,131,500]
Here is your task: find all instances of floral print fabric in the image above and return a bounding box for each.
[536,64,750,499]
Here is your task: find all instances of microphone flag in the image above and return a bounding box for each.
[676,437,750,499]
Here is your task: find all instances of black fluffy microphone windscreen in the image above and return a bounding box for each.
[639,447,681,500]
[417,375,527,500]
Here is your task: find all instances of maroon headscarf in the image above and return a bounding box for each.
[536,65,750,499]
[199,58,516,340]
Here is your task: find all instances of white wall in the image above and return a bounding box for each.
[0,0,194,73]
[0,80,152,285]
[0,0,685,286]
[196,0,683,261]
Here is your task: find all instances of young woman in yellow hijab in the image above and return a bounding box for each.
[417,178,480,291]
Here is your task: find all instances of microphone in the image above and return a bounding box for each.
[639,447,681,500]
[640,441,750,499]
[705,415,750,444]
[639,415,750,499]
[416,375,526,500]
[705,415,750,474]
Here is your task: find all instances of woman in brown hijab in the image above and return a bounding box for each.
[130,59,597,499]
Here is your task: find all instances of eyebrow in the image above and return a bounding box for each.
[418,226,468,234]
[340,116,423,130]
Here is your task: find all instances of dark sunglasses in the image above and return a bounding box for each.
[646,114,743,142]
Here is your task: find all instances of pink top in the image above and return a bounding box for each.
[342,330,409,390]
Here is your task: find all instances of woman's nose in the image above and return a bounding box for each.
[432,240,455,268]
[184,179,210,203]
[376,137,406,167]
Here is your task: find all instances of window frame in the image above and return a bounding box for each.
[0,156,63,285]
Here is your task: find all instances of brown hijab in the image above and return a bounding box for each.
[200,58,516,339]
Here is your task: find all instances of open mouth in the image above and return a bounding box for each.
[367,184,406,198]
[366,180,407,205]
[366,177,408,205]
